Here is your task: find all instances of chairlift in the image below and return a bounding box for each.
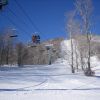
[10,35,18,38]
[32,34,40,47]
[29,34,40,48]
[0,0,8,10]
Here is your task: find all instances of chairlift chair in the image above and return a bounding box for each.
[32,34,40,45]
[30,34,40,47]
[0,0,8,10]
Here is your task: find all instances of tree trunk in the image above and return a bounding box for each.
[75,42,78,71]
[71,38,75,73]
[6,46,9,65]
[87,34,91,71]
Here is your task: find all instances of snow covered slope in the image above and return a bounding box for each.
[0,39,100,100]
[0,64,100,100]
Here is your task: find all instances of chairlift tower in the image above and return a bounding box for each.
[45,44,53,65]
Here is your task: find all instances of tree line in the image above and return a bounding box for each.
[0,29,62,67]
[0,29,27,67]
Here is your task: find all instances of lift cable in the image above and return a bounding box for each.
[7,7,32,33]
[1,13,32,38]
[14,0,43,35]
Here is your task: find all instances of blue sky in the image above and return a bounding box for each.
[0,0,100,42]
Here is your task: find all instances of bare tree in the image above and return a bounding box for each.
[0,33,4,66]
[76,34,88,71]
[16,42,23,67]
[71,21,81,72]
[75,0,94,76]
[0,32,12,65]
[66,10,76,73]
[3,29,16,65]
[16,42,28,67]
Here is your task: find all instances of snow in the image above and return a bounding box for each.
[0,64,100,100]
[0,39,100,100]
